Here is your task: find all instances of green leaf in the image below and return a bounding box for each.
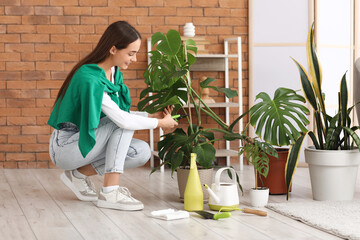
[185,39,197,56]
[343,127,360,150]
[151,32,165,46]
[199,130,215,142]
[139,87,152,100]
[340,72,348,126]
[171,151,184,175]
[155,29,182,56]
[224,132,244,141]
[219,88,238,98]
[249,87,309,146]
[325,126,342,150]
[308,131,320,149]
[229,110,249,132]
[193,144,215,169]
[187,53,197,66]
[306,23,325,115]
[285,133,307,200]
[138,79,188,113]
[227,166,243,194]
[200,77,216,87]
[200,77,238,99]
[292,58,318,111]
[258,141,278,158]
[185,39,196,47]
[143,95,181,113]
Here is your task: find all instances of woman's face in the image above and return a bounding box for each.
[112,39,141,70]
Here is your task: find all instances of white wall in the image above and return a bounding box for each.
[250,0,356,162]
[249,0,310,162]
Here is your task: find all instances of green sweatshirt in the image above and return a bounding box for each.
[48,64,131,158]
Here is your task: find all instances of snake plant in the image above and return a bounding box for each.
[286,23,360,199]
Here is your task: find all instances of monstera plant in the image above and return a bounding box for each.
[247,87,310,195]
[137,29,239,175]
[226,88,309,194]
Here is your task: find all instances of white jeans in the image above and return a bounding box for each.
[49,117,151,175]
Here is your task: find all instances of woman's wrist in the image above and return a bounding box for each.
[157,118,163,128]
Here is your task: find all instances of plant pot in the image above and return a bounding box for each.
[305,146,360,201]
[177,167,213,202]
[249,187,269,208]
[257,148,291,195]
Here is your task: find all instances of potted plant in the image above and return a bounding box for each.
[137,29,242,200]
[248,87,310,195]
[286,23,360,200]
[239,136,277,207]
[223,86,309,204]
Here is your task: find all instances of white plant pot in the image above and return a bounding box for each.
[305,146,360,201]
[249,187,269,208]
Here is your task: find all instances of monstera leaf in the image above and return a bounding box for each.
[157,125,216,175]
[250,87,310,146]
[138,80,188,113]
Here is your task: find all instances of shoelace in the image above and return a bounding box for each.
[81,177,96,194]
[117,187,138,202]
[118,187,132,197]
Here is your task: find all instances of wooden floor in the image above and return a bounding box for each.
[1,165,359,240]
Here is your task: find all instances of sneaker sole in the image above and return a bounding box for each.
[60,172,98,202]
[97,199,144,211]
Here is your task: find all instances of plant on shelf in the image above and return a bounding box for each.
[137,29,242,182]
[285,23,360,200]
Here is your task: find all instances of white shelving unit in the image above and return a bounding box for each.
[147,37,243,172]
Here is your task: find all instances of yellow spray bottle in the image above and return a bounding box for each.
[184,153,203,211]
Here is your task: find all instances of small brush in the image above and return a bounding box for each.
[194,210,231,220]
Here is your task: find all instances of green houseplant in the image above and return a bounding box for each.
[238,136,276,189]
[137,29,242,198]
[239,137,276,207]
[225,87,309,203]
[248,87,310,195]
[286,23,360,200]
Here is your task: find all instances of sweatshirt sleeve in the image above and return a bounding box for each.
[101,93,158,130]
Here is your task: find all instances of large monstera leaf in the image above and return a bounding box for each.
[151,30,182,56]
[137,79,188,113]
[250,88,310,146]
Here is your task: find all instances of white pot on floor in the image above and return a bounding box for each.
[249,187,269,208]
[305,146,360,201]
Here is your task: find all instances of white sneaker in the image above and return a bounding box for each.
[97,187,144,211]
[60,170,98,201]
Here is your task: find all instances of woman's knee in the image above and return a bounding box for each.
[130,139,151,164]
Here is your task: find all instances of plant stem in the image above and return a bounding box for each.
[203,128,233,135]
[201,108,229,129]
[254,163,258,189]
[174,44,194,134]
[190,88,228,129]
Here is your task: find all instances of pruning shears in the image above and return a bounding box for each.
[172,114,187,121]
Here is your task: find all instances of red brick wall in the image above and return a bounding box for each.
[0,0,248,168]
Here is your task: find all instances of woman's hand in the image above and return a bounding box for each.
[157,114,178,130]
[149,106,178,130]
[149,106,173,119]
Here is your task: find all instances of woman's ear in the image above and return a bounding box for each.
[109,46,117,55]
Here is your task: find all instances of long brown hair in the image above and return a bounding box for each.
[53,21,141,106]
